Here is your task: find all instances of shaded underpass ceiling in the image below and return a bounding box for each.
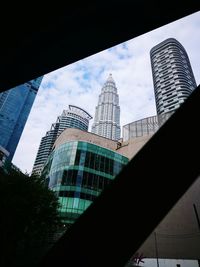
[1,3,200,267]
[0,1,199,91]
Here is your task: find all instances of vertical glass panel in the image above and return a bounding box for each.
[73,198,79,209]
[67,198,73,209]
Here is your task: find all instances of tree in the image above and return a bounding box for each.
[0,167,62,267]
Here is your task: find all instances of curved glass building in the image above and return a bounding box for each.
[122,112,174,141]
[58,105,92,133]
[123,115,159,141]
[42,128,129,224]
[150,38,197,115]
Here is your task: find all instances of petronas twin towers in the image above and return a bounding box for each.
[32,74,120,176]
[32,38,197,177]
[91,74,121,141]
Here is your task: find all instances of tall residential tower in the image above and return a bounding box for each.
[0,77,43,161]
[32,105,92,176]
[150,38,197,115]
[91,74,121,140]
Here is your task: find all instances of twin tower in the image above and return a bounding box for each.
[32,74,121,176]
[91,73,121,140]
[32,37,197,177]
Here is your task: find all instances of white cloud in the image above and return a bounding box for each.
[12,11,200,174]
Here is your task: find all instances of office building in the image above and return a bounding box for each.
[0,77,43,161]
[150,38,197,115]
[32,105,92,176]
[91,74,121,140]
[32,123,59,177]
[41,128,129,224]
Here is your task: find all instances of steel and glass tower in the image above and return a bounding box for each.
[91,74,121,140]
[150,38,197,115]
[32,105,92,176]
[0,76,43,161]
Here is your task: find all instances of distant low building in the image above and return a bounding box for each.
[123,115,159,142]
[122,111,174,142]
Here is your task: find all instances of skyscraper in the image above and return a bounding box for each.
[91,74,121,140]
[150,38,197,115]
[0,77,43,161]
[32,105,92,176]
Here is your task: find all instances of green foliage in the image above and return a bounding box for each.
[0,168,62,267]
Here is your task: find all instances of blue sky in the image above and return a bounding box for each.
[13,11,200,174]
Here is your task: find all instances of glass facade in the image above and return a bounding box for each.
[42,141,129,224]
[122,111,176,141]
[32,123,59,176]
[123,115,159,141]
[32,105,92,176]
[0,77,43,161]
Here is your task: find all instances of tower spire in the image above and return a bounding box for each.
[105,73,115,84]
[107,73,113,81]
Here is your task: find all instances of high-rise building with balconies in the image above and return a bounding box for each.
[150,38,197,115]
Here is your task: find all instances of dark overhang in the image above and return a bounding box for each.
[1,2,200,267]
[0,1,199,91]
